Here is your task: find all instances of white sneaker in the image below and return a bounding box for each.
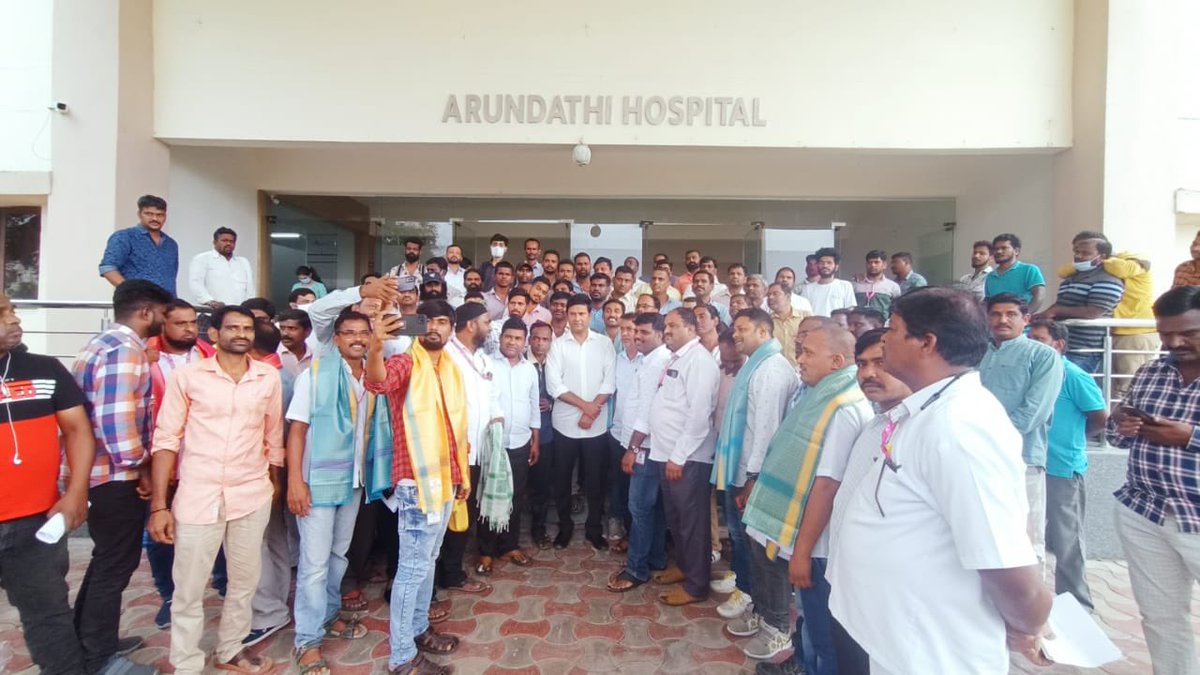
[725,610,761,637]
[709,571,737,594]
[742,621,790,660]
[717,588,753,619]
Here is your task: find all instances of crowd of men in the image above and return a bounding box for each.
[1,194,1199,675]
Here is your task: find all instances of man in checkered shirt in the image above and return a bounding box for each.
[1110,284,1200,674]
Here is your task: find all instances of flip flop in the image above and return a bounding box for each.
[447,579,491,594]
[501,550,533,567]
[214,650,275,674]
[325,618,368,640]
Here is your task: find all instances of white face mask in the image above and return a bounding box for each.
[299,276,311,284]
[1072,258,1097,273]
[490,245,506,258]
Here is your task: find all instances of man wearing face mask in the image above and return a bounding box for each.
[479,234,510,292]
[1032,231,1125,373]
[387,238,425,280]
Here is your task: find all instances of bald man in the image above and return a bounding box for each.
[738,324,874,671]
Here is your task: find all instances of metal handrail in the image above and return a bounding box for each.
[1060,317,1160,407]
[10,300,115,360]
[12,300,113,310]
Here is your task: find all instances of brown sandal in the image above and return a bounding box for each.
[214,649,275,674]
[414,628,459,655]
[606,570,647,593]
[293,647,329,675]
[427,604,450,624]
[389,653,452,675]
[446,579,491,594]
[341,590,368,612]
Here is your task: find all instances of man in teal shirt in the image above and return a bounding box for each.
[979,293,1063,564]
[1028,319,1105,611]
[984,233,1047,312]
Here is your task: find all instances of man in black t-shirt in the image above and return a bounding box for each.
[0,293,97,675]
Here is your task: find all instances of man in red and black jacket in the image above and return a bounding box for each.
[0,293,96,674]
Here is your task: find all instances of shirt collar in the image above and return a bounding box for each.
[109,322,147,348]
[197,352,263,379]
[898,370,978,419]
[671,337,702,359]
[988,334,1027,352]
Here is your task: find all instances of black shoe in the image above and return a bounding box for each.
[242,620,288,646]
[553,532,572,549]
[756,658,804,675]
[114,636,143,656]
[154,600,172,630]
[587,535,609,551]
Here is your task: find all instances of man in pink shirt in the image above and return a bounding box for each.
[147,305,285,675]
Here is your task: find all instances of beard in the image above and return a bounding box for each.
[419,334,444,351]
[405,252,420,263]
[164,335,197,351]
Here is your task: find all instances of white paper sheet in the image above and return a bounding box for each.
[1041,592,1122,668]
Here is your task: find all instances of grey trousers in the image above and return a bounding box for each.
[749,538,793,634]
[661,461,712,599]
[1045,473,1093,610]
[250,494,292,630]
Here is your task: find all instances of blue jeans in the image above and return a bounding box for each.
[144,530,227,600]
[722,488,753,595]
[388,485,453,668]
[625,458,666,581]
[294,490,362,649]
[797,557,837,675]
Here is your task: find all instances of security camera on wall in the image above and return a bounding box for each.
[572,143,592,166]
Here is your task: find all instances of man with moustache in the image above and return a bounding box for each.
[649,268,683,315]
[484,262,516,321]
[437,302,500,593]
[548,291,571,338]
[588,273,614,332]
[740,324,872,669]
[692,271,732,324]
[800,248,857,318]
[958,241,995,300]
[364,302,469,675]
[979,292,1063,564]
[304,275,407,357]
[609,313,672,592]
[984,233,1047,311]
[523,238,544,278]
[830,288,1051,674]
[767,282,811,367]
[816,328,912,675]
[547,295,617,550]
[611,266,640,312]
[73,279,173,673]
[142,299,218,629]
[477,318,540,573]
[541,250,561,281]
[852,250,902,318]
[188,227,254,310]
[635,293,661,316]
[387,238,425,279]
[277,309,314,379]
[443,244,468,305]
[286,311,391,673]
[148,306,285,675]
[712,309,799,624]
[525,277,553,324]
[526,321,557,549]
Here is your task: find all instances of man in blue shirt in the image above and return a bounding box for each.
[98,195,179,296]
[979,292,1063,564]
[1029,319,1105,611]
[984,233,1046,312]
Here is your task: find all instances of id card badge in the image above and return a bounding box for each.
[635,449,646,465]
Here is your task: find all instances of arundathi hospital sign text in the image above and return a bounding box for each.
[442,94,767,127]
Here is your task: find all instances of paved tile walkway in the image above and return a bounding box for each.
[0,534,1192,673]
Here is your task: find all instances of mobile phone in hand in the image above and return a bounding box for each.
[386,313,428,337]
[1119,405,1156,422]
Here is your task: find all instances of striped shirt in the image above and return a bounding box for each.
[1110,356,1200,532]
[72,324,153,486]
[1054,267,1124,353]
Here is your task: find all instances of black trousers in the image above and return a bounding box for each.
[436,465,480,588]
[344,499,399,591]
[478,443,532,557]
[528,440,555,540]
[553,433,609,541]
[661,461,712,599]
[75,480,145,673]
[0,513,86,675]
[832,617,870,675]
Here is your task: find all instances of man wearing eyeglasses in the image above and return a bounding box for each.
[828,288,1052,674]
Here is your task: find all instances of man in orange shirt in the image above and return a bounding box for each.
[147,306,284,675]
[1173,231,1200,288]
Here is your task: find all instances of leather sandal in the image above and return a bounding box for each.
[214,649,275,674]
[414,628,459,655]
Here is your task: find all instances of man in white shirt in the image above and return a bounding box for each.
[477,318,540,572]
[607,313,641,549]
[645,308,722,607]
[276,310,313,379]
[385,237,424,279]
[546,294,616,550]
[609,312,671,593]
[958,240,995,300]
[523,238,545,278]
[711,308,799,623]
[829,288,1052,674]
[436,302,500,594]
[284,311,373,671]
[726,263,747,300]
[800,248,857,317]
[442,244,467,306]
[188,227,254,309]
